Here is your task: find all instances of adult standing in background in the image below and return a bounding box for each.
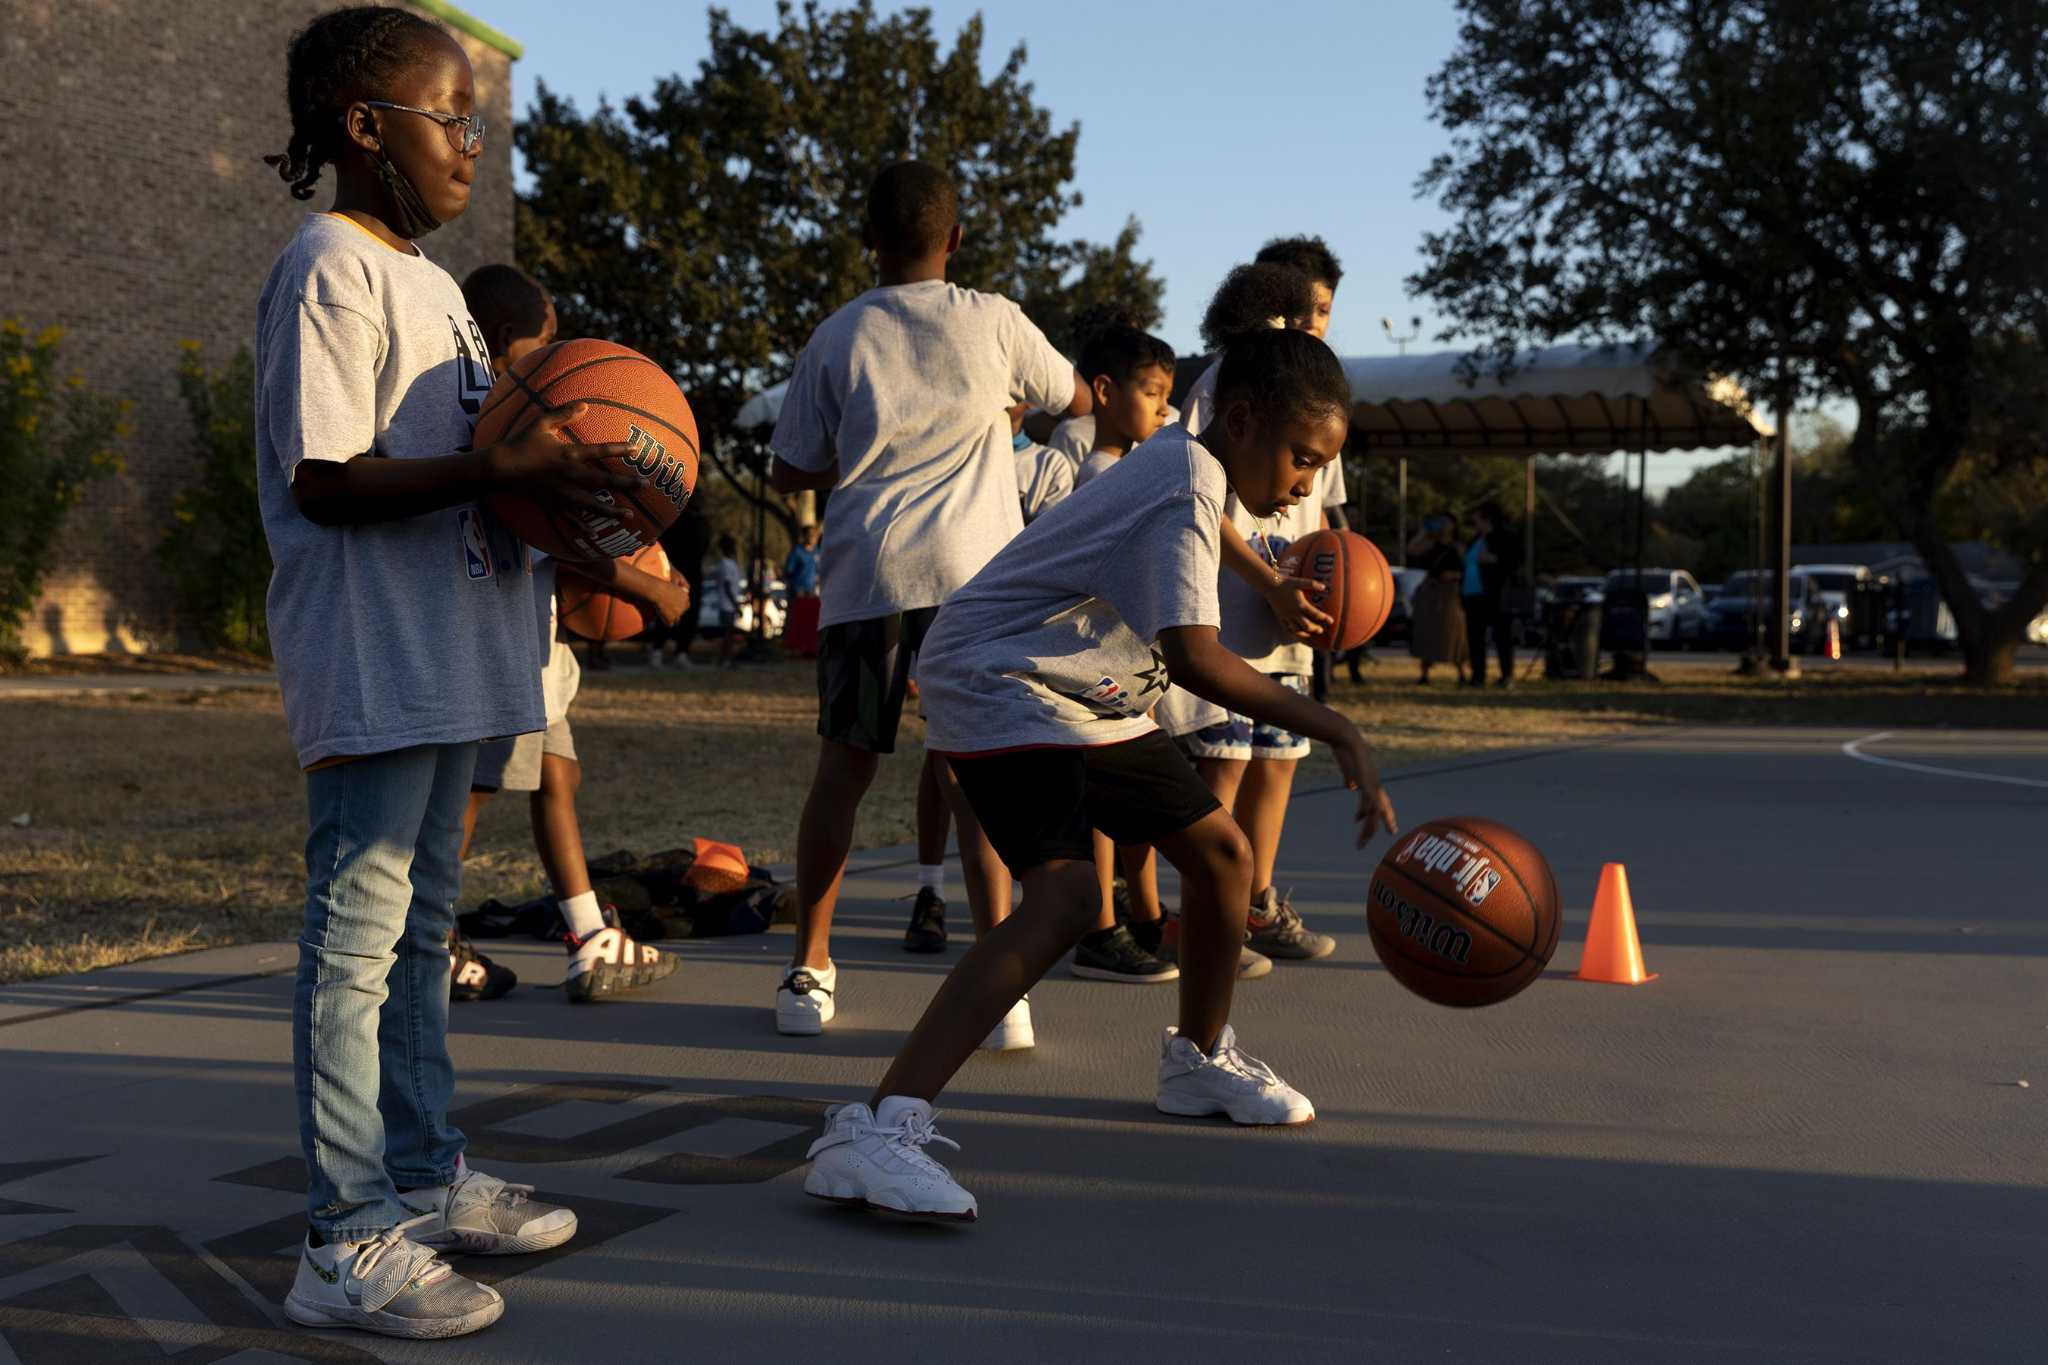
[783,522,823,656]
[1462,500,1522,687]
[654,500,712,668]
[1407,511,1468,685]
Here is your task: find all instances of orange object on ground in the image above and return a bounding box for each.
[682,838,750,895]
[1573,862,1657,984]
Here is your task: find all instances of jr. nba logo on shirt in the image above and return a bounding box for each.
[457,507,494,580]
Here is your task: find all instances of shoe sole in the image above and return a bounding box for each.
[1237,953,1274,980]
[1154,1093,1316,1125]
[1247,938,1337,961]
[979,1029,1035,1051]
[803,1177,977,1223]
[566,955,679,1003]
[776,1004,833,1035]
[413,1215,578,1256]
[1068,962,1180,983]
[283,1293,504,1339]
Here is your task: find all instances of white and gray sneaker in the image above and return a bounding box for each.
[776,961,837,1035]
[980,996,1034,1051]
[804,1097,977,1221]
[283,1218,502,1339]
[404,1160,578,1255]
[1155,1025,1315,1125]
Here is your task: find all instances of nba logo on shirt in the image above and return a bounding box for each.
[1078,676,1139,717]
[457,508,494,580]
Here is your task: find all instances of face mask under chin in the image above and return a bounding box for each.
[375,153,444,238]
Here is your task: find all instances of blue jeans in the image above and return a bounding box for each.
[294,743,476,1239]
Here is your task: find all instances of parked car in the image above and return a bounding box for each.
[1705,570,1827,652]
[1551,575,1606,606]
[699,575,788,639]
[1793,562,1865,638]
[1602,568,1708,646]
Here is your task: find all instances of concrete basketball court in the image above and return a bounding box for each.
[2,725,2044,1363]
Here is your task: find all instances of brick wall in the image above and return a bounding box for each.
[0,1,516,656]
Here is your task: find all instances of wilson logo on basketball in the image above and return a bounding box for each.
[1371,880,1473,963]
[623,423,693,513]
[1394,831,1502,907]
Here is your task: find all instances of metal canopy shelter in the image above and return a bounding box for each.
[1335,342,1774,643]
[1340,341,1770,458]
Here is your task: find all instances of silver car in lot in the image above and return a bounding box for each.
[1602,568,1708,646]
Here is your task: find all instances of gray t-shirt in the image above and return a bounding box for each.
[770,280,1074,627]
[255,213,542,768]
[918,425,1224,754]
[1075,450,1120,487]
[1015,440,1073,523]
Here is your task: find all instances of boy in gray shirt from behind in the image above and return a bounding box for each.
[767,160,1090,1041]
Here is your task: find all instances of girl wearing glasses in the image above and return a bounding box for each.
[253,4,633,1342]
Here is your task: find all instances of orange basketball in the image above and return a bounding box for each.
[557,542,672,642]
[1366,816,1560,1008]
[475,339,698,562]
[1278,529,1394,651]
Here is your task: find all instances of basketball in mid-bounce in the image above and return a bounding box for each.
[1366,816,1560,1008]
[474,338,698,562]
[1278,528,1394,652]
[557,541,672,642]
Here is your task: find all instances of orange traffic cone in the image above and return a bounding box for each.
[1574,862,1657,985]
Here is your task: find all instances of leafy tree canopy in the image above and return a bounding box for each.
[1412,0,2048,681]
[516,1,1165,528]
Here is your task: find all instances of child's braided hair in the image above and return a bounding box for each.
[264,5,445,200]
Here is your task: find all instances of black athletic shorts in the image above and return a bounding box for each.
[944,731,1223,877]
[815,606,938,754]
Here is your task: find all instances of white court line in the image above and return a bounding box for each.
[1840,731,2048,789]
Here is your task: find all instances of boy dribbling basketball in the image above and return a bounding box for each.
[802,328,1397,1221]
[767,160,1089,1043]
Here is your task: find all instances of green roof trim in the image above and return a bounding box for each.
[409,0,524,60]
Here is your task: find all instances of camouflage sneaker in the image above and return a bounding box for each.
[1246,887,1336,960]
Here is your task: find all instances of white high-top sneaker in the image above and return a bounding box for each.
[804,1097,977,1220]
[980,996,1035,1051]
[1155,1025,1315,1125]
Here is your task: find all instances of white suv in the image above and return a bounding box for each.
[1602,568,1708,645]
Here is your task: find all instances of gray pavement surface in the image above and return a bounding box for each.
[2,727,2045,1362]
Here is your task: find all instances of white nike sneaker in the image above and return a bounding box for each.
[283,1218,502,1339]
[1155,1025,1315,1125]
[403,1159,578,1255]
[776,961,837,1035]
[804,1097,977,1221]
[980,996,1034,1051]
[565,925,677,1003]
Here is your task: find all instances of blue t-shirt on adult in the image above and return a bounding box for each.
[1463,537,1487,595]
[783,544,819,594]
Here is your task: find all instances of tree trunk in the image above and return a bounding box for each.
[1963,633,2019,686]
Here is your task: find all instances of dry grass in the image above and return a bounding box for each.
[2,651,2041,983]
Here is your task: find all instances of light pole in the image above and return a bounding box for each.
[1383,316,1422,566]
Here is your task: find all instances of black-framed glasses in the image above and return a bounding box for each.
[365,100,485,155]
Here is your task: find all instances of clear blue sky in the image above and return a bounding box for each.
[474,0,1758,488]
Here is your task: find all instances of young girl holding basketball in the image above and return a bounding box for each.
[802,329,1398,1221]
[256,6,636,1340]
